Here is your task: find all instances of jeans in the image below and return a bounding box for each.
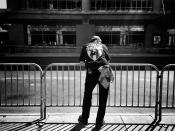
[81,70,109,126]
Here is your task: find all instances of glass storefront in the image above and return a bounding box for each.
[27,25,144,47]
[24,0,152,12]
[167,29,175,46]
[27,25,76,46]
[26,0,81,10]
[90,0,152,11]
[96,25,144,47]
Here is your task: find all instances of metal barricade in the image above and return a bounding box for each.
[43,63,85,107]
[160,64,175,109]
[43,63,160,127]
[109,63,160,108]
[0,62,163,128]
[43,63,160,107]
[0,63,44,118]
[110,63,161,131]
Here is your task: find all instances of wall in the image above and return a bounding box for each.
[8,24,25,45]
[144,24,164,48]
[76,24,95,47]
[7,0,22,10]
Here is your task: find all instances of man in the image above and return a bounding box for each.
[78,35,111,131]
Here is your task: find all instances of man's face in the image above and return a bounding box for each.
[97,39,102,43]
[94,39,101,44]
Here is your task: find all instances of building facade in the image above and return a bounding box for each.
[0,0,175,54]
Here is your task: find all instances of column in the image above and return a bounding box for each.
[60,31,63,45]
[27,26,31,45]
[78,0,94,48]
[56,31,59,45]
[153,0,162,13]
[26,0,29,9]
[82,0,90,24]
[76,24,95,47]
[144,24,154,48]
[82,0,90,12]
[8,24,25,45]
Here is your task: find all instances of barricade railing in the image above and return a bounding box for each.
[43,63,85,107]
[109,63,159,108]
[160,64,175,109]
[43,63,161,129]
[158,64,175,130]
[1,62,175,128]
[0,63,44,118]
[43,63,160,108]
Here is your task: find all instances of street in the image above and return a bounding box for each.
[0,69,174,109]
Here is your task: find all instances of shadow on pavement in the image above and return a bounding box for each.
[0,118,45,131]
[0,122,175,131]
[70,122,86,131]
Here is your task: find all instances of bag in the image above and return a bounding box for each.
[98,65,114,89]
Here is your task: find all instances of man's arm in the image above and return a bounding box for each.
[79,46,87,64]
[102,44,111,62]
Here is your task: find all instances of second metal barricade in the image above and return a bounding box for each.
[1,62,169,129]
[159,64,175,124]
[0,63,44,119]
[43,63,161,129]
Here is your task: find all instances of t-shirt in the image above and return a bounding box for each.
[79,42,110,70]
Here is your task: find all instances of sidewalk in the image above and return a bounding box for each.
[0,113,175,131]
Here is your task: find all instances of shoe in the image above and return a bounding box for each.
[70,122,85,131]
[91,121,105,131]
[91,126,102,131]
[78,115,88,125]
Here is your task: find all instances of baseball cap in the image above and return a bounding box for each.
[91,35,102,42]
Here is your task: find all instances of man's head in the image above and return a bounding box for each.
[90,35,102,43]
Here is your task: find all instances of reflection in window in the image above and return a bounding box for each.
[28,25,76,46]
[96,31,120,46]
[168,29,175,46]
[0,28,8,45]
[26,0,81,10]
[62,31,76,46]
[90,0,152,11]
[164,0,175,11]
[96,26,144,47]
[153,34,161,45]
[31,31,56,46]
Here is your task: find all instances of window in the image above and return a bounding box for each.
[164,0,175,11]
[90,0,152,11]
[30,31,56,46]
[0,28,8,45]
[129,31,144,47]
[153,34,162,46]
[28,25,76,46]
[62,31,76,46]
[96,31,120,46]
[26,0,81,10]
[96,25,144,47]
[167,29,175,46]
[0,0,7,9]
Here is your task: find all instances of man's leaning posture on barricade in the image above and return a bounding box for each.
[71,35,113,131]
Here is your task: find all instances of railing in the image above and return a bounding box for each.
[110,63,160,107]
[0,63,44,117]
[0,63,175,128]
[42,63,161,130]
[43,63,85,107]
[160,64,175,109]
[43,63,160,108]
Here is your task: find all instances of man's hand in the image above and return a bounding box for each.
[80,61,85,66]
